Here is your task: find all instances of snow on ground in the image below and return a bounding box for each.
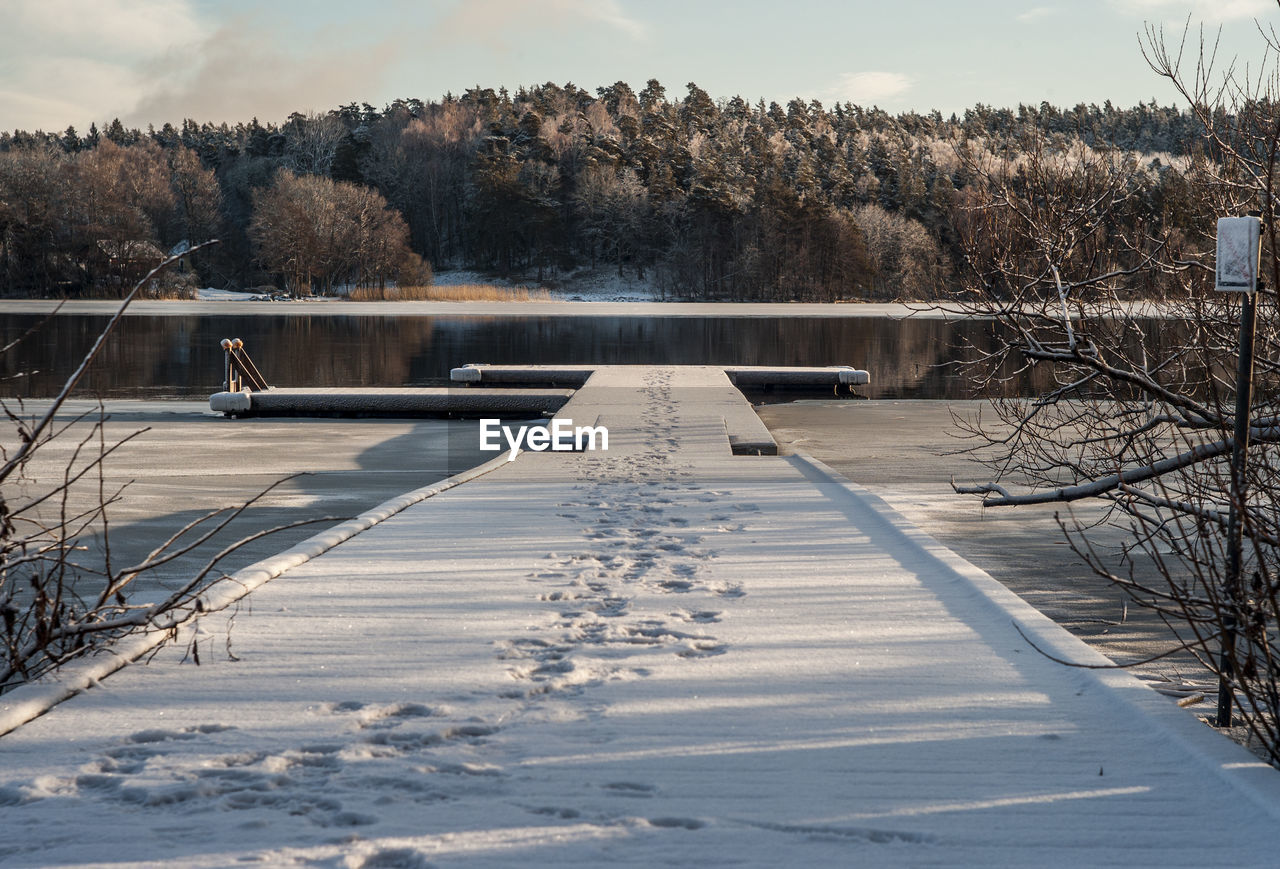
[196,287,340,302]
[196,269,660,303]
[540,268,660,302]
[430,269,507,288]
[2,367,1279,867]
[4,298,944,318]
[196,286,252,301]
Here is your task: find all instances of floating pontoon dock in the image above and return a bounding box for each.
[210,351,871,443]
[208,386,575,418]
[448,363,871,388]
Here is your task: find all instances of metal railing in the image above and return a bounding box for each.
[220,337,269,392]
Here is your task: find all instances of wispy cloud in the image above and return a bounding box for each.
[0,0,203,130]
[1016,6,1060,23]
[824,71,913,106]
[580,0,647,40]
[0,0,405,130]
[1112,0,1272,22]
[437,0,647,46]
[129,19,402,126]
[7,0,202,57]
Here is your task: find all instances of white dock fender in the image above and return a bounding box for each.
[209,390,252,413]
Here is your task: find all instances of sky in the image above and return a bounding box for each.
[1,0,1277,133]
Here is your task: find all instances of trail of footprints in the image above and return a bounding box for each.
[2,702,508,841]
[2,370,757,853]
[500,369,752,698]
[12,697,714,856]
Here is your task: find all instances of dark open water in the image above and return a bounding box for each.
[0,313,1087,400]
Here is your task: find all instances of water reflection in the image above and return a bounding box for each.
[0,313,1087,400]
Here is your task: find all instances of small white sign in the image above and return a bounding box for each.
[1216,216,1262,292]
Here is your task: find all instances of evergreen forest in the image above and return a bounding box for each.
[0,81,1212,300]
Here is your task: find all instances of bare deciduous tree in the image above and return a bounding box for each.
[249,169,416,295]
[282,111,345,177]
[951,13,1280,761]
[0,141,220,297]
[851,202,949,299]
[0,243,336,693]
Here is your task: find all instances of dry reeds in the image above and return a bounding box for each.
[347,284,550,302]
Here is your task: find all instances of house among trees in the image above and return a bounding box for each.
[90,239,166,291]
[167,240,193,274]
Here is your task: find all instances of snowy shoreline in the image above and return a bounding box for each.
[0,297,963,318]
[0,297,1173,319]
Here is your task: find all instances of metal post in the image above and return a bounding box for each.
[220,338,233,392]
[1216,288,1258,727]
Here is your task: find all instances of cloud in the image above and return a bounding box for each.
[128,19,402,126]
[579,0,647,40]
[824,71,913,106]
[1016,6,1060,23]
[0,0,406,131]
[436,0,647,47]
[0,0,202,131]
[7,0,202,57]
[1112,0,1272,22]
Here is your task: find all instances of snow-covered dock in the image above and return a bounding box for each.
[450,362,870,388]
[4,365,1280,866]
[209,386,574,418]
[207,365,868,421]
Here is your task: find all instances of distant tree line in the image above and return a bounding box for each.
[0,83,1216,299]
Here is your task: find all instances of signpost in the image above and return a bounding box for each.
[1214,216,1262,728]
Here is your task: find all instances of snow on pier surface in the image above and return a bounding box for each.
[449,362,870,387]
[3,366,1279,867]
[209,386,574,417]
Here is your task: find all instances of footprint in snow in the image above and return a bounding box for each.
[353,847,435,869]
[674,609,722,623]
[649,816,706,830]
[127,723,233,743]
[357,703,436,729]
[529,805,582,819]
[678,641,727,658]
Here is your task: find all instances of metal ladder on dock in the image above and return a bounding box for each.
[220,338,269,392]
